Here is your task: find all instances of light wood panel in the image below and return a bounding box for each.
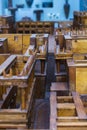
[76,67,87,94]
[72,40,87,53]
[0,34,31,54]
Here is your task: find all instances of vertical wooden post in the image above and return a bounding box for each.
[56,59,60,73]
[2,86,6,95]
[21,88,26,110]
[41,60,45,74]
[1,86,6,99]
[0,86,2,99]
[50,92,57,130]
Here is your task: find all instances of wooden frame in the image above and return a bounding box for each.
[50,84,87,130]
[0,34,31,54]
[0,53,36,129]
[16,21,54,34]
[67,59,87,94]
[29,34,48,74]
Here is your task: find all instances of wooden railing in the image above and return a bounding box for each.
[0,53,36,128]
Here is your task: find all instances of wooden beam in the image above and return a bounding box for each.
[24,45,35,56]
[0,124,27,129]
[0,55,17,75]
[57,116,79,121]
[20,52,36,76]
[72,92,87,119]
[57,103,75,109]
[57,96,72,100]
[57,122,87,127]
[50,92,57,130]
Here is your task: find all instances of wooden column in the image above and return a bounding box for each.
[21,88,26,110]
[40,59,45,74]
[68,67,76,93]
[50,92,57,130]
[2,86,6,96]
[56,59,60,73]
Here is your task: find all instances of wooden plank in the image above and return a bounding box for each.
[0,55,17,75]
[0,109,27,124]
[57,96,72,100]
[76,67,87,94]
[51,82,68,91]
[57,122,87,127]
[24,45,35,56]
[0,123,27,129]
[72,92,87,119]
[72,39,87,53]
[0,119,27,123]
[57,103,75,109]
[50,92,57,117]
[57,126,87,130]
[0,112,27,121]
[68,67,76,92]
[50,92,57,130]
[57,116,79,120]
[57,96,73,104]
[20,54,35,76]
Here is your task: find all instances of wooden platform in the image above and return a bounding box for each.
[51,82,68,91]
[51,82,68,96]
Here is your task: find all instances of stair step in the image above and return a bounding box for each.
[51,82,68,92]
[55,72,67,76]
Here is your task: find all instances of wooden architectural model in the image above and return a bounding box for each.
[0,10,87,129]
[50,85,87,130]
[0,33,48,129]
[0,54,36,129]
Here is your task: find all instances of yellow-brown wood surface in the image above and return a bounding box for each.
[0,34,31,54]
[57,125,87,130]
[22,34,30,54]
[0,54,9,65]
[57,103,76,116]
[72,40,87,53]
[76,67,87,94]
